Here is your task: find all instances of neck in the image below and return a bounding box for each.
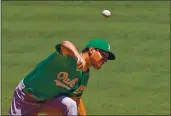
[80,52,91,72]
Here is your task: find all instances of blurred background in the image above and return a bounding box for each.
[2,1,170,115]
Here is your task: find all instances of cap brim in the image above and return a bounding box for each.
[107,51,115,60]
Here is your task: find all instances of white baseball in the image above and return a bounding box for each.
[102,10,111,17]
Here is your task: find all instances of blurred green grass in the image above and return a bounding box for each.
[2,1,170,115]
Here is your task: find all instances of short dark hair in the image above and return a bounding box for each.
[81,48,89,53]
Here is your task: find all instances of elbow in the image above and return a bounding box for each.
[61,41,71,46]
[61,41,76,49]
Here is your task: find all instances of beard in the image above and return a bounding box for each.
[90,59,102,70]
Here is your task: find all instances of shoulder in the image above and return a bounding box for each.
[55,44,62,55]
[55,44,67,58]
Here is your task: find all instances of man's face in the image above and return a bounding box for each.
[88,47,109,70]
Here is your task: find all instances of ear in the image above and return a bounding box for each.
[88,47,96,56]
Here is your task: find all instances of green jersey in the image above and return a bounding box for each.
[23,46,89,101]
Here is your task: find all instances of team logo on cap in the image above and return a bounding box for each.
[108,44,110,50]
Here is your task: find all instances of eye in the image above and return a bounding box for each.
[101,52,107,58]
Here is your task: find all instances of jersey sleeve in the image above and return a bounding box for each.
[70,71,90,97]
[55,44,62,54]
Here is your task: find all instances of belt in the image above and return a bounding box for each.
[23,87,40,101]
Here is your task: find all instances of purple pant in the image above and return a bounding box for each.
[9,80,78,116]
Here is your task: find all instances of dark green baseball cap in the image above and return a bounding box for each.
[84,38,115,60]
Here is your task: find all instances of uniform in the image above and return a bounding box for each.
[9,38,116,116]
[9,44,89,115]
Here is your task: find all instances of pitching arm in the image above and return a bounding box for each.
[60,41,80,60]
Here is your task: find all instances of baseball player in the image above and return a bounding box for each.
[9,38,115,116]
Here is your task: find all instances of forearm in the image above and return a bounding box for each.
[60,41,80,60]
[78,98,87,116]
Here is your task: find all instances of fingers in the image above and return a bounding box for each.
[76,61,82,66]
[77,62,84,70]
[76,56,86,70]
